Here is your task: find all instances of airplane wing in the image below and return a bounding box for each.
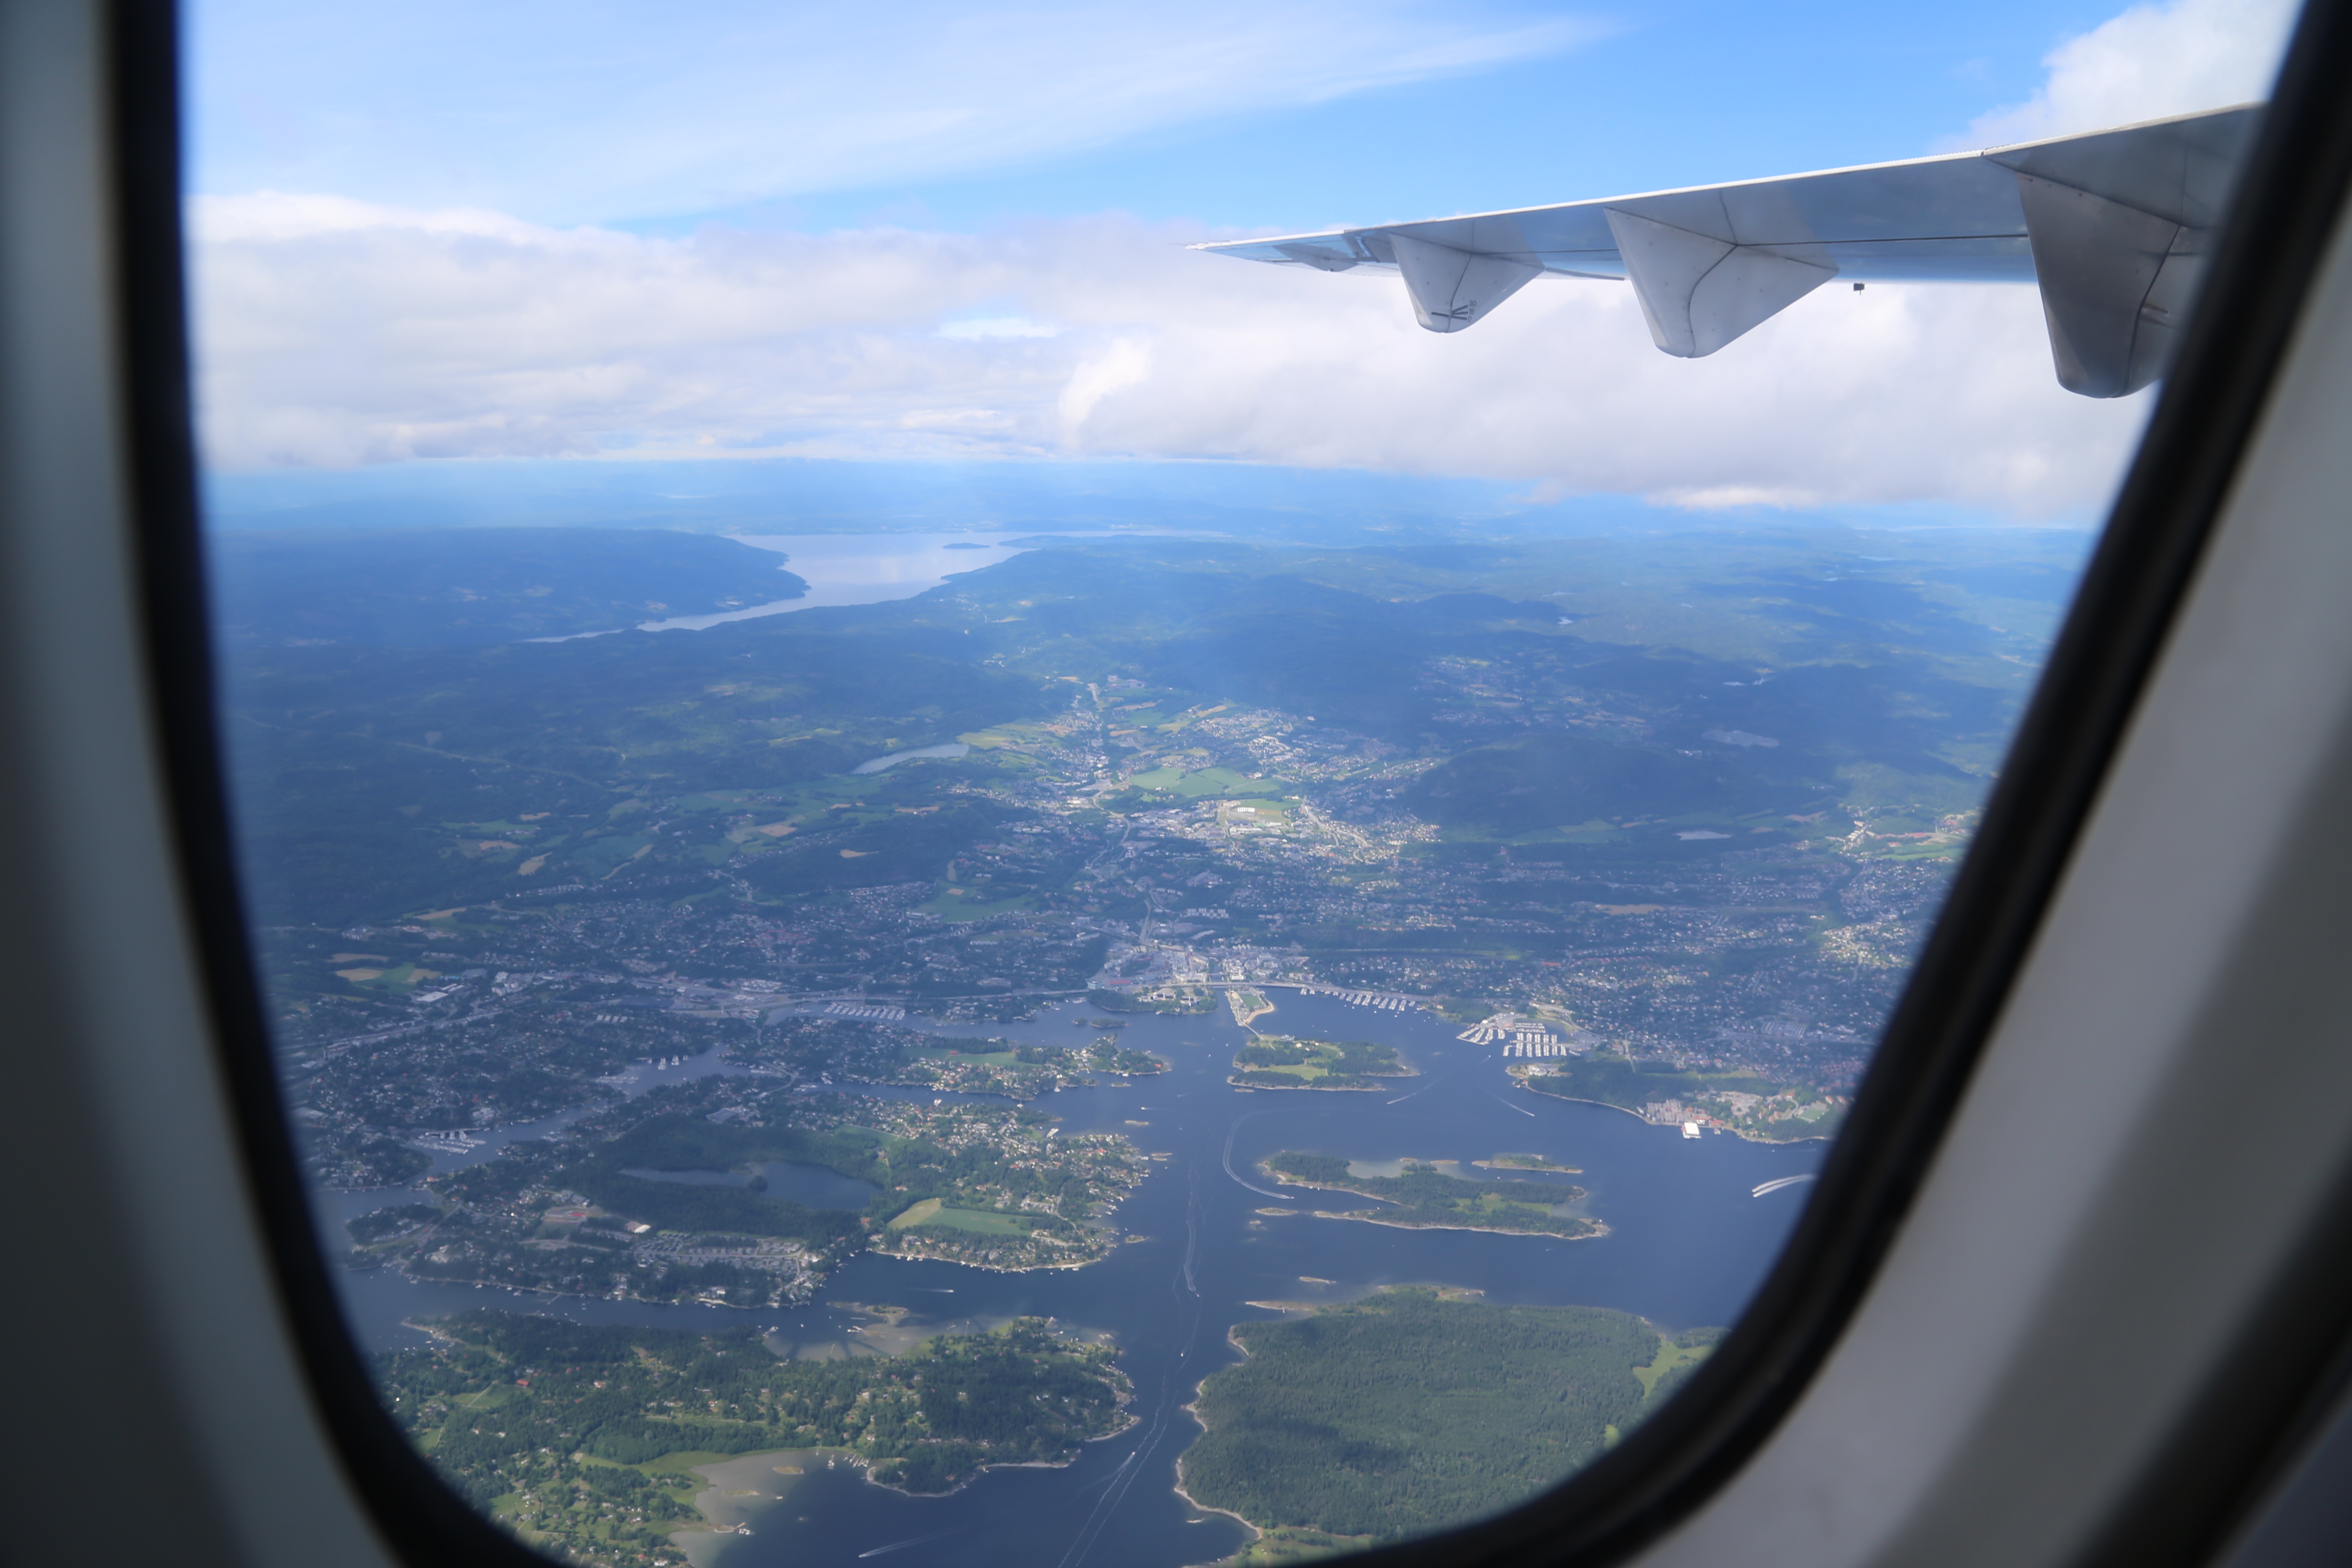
[1194,104,2261,398]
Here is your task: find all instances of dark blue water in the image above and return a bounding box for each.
[627,1161,883,1211]
[327,995,1825,1568]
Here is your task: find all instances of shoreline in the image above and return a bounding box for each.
[1172,1329,1268,1546]
[1229,1081,1380,1093]
[1226,1077,1405,1093]
[867,1246,1108,1274]
[678,1402,1148,1532]
[1512,1083,1838,1146]
[1260,1164,1604,1241]
[1305,1208,1609,1240]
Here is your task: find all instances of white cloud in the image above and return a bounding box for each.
[213,0,2320,514]
[939,317,1061,341]
[1960,0,2297,147]
[1058,339,1154,432]
[190,0,1607,224]
[190,193,2143,515]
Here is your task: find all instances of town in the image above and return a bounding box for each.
[260,659,1956,1202]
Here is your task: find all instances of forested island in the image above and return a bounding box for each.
[377,1309,1132,1568]
[1230,1037,1412,1091]
[1182,1289,1713,1554]
[1261,1152,1603,1239]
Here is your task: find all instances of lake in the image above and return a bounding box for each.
[325,992,1824,1568]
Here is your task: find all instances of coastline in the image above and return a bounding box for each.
[677,1400,1148,1537]
[1259,1163,1604,1240]
[1305,1208,1609,1240]
[1173,1328,1268,1547]
[1227,1078,1384,1093]
[1512,1083,1838,1146]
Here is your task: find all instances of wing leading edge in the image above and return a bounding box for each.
[1194,104,2260,397]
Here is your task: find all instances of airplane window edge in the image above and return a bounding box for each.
[106,2,2352,1568]
[103,2,592,1566]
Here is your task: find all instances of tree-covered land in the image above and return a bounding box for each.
[211,527,808,649]
[882,1035,1168,1098]
[377,1309,1132,1568]
[1262,1152,1601,1238]
[1181,1289,1658,1542]
[1230,1037,1411,1092]
[1478,1153,1580,1173]
[1089,986,1217,1015]
[376,1078,1146,1305]
[346,1202,444,1245]
[860,1100,1145,1270]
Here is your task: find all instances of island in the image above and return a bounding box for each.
[1512,1053,1848,1142]
[374,1309,1132,1568]
[1474,1153,1582,1173]
[1260,1152,1604,1239]
[1181,1289,1714,1558]
[1229,1036,1413,1091]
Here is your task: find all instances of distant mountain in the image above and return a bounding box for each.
[207,526,807,648]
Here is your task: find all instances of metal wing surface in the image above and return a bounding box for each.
[1195,104,2262,396]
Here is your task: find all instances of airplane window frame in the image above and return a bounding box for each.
[105,0,2352,1565]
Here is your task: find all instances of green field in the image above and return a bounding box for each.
[1119,765,1283,798]
[922,886,1040,921]
[887,1198,1032,1236]
[1632,1335,1714,1400]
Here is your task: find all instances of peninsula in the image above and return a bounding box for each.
[371,1084,1148,1305]
[376,1310,1132,1568]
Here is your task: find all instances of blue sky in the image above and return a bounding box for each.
[191,0,2144,231]
[635,4,2153,236]
[183,0,2297,521]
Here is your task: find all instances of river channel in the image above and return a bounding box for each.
[322,992,1825,1568]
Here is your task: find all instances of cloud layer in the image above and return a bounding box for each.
[193,0,2313,515]
[1961,0,2296,145]
[191,193,2145,514]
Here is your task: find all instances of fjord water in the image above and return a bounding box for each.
[630,534,1035,631]
[332,994,1821,1568]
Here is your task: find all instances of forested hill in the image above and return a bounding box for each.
[210,527,807,648]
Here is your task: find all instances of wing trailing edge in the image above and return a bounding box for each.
[1193,104,2262,398]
